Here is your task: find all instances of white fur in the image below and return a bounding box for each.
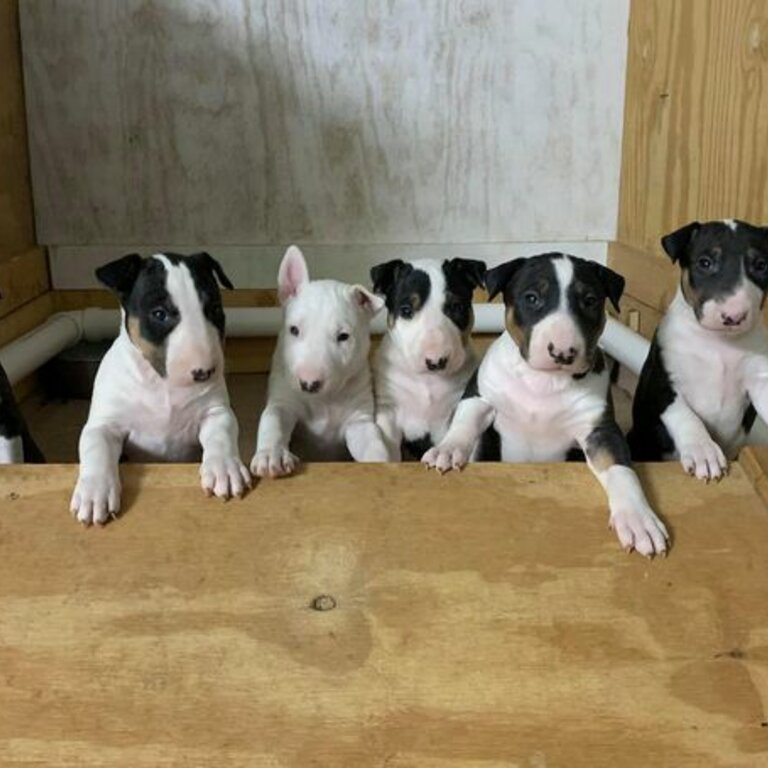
[723,218,737,232]
[251,246,388,476]
[71,256,248,525]
[656,288,768,478]
[0,435,23,464]
[526,257,589,372]
[696,267,763,333]
[374,259,478,460]
[423,333,668,556]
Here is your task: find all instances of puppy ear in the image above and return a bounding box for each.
[95,253,143,300]
[443,258,487,292]
[278,245,309,304]
[661,221,700,264]
[484,258,526,302]
[370,259,405,299]
[350,285,385,316]
[592,263,625,312]
[192,251,234,289]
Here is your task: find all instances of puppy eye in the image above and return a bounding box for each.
[696,255,714,271]
[337,331,350,343]
[289,325,300,337]
[524,291,541,307]
[151,307,169,322]
[447,301,465,315]
[399,305,414,319]
[752,256,768,273]
[582,294,598,308]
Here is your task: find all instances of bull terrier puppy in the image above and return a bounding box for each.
[370,257,486,460]
[71,252,249,525]
[424,253,669,557]
[251,245,388,476]
[629,219,768,480]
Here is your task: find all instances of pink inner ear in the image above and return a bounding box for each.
[353,286,384,314]
[278,248,309,302]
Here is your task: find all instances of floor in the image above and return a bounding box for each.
[21,373,634,463]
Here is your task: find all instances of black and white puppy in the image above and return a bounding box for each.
[423,252,669,557]
[371,258,486,460]
[628,219,768,480]
[0,362,44,463]
[71,252,250,525]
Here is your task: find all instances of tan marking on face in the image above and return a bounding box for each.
[461,306,475,343]
[410,292,423,311]
[127,315,166,376]
[680,268,701,310]
[505,306,527,351]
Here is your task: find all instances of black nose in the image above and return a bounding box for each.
[722,311,747,327]
[425,357,448,371]
[192,367,215,382]
[300,379,323,393]
[547,343,577,366]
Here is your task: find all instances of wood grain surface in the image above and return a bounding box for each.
[20,0,628,248]
[1,459,767,767]
[0,0,36,259]
[618,0,768,255]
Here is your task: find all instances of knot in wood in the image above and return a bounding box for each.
[311,594,337,612]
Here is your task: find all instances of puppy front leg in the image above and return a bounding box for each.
[375,406,403,461]
[422,397,494,473]
[199,404,251,499]
[345,418,389,463]
[580,422,669,557]
[71,423,125,525]
[251,404,299,478]
[660,396,727,481]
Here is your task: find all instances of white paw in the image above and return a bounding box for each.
[609,503,669,558]
[250,447,299,478]
[200,455,252,498]
[70,473,121,526]
[678,438,728,482]
[421,443,469,474]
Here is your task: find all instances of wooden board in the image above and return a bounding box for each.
[0,0,35,259]
[1,458,768,767]
[0,248,50,319]
[619,0,768,256]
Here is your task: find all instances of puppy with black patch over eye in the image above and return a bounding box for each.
[423,252,669,557]
[250,245,389,476]
[0,361,44,464]
[628,219,768,480]
[370,257,486,460]
[71,251,249,525]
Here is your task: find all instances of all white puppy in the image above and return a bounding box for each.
[629,219,768,480]
[423,252,669,557]
[251,246,388,476]
[370,257,486,460]
[71,252,250,525]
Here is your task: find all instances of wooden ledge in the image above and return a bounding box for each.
[0,461,767,765]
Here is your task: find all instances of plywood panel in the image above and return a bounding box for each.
[0,247,49,318]
[21,1,629,248]
[619,0,768,256]
[0,0,36,257]
[0,460,767,766]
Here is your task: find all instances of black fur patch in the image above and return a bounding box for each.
[743,403,757,434]
[476,424,501,461]
[584,393,632,470]
[370,260,431,321]
[402,434,433,460]
[0,362,44,462]
[441,258,486,331]
[662,220,768,319]
[627,334,677,461]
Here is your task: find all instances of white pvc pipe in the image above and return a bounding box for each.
[0,306,651,386]
[0,314,82,385]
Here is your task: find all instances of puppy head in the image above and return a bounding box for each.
[370,257,486,374]
[96,251,232,386]
[662,219,768,334]
[486,253,623,375]
[278,245,383,396]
